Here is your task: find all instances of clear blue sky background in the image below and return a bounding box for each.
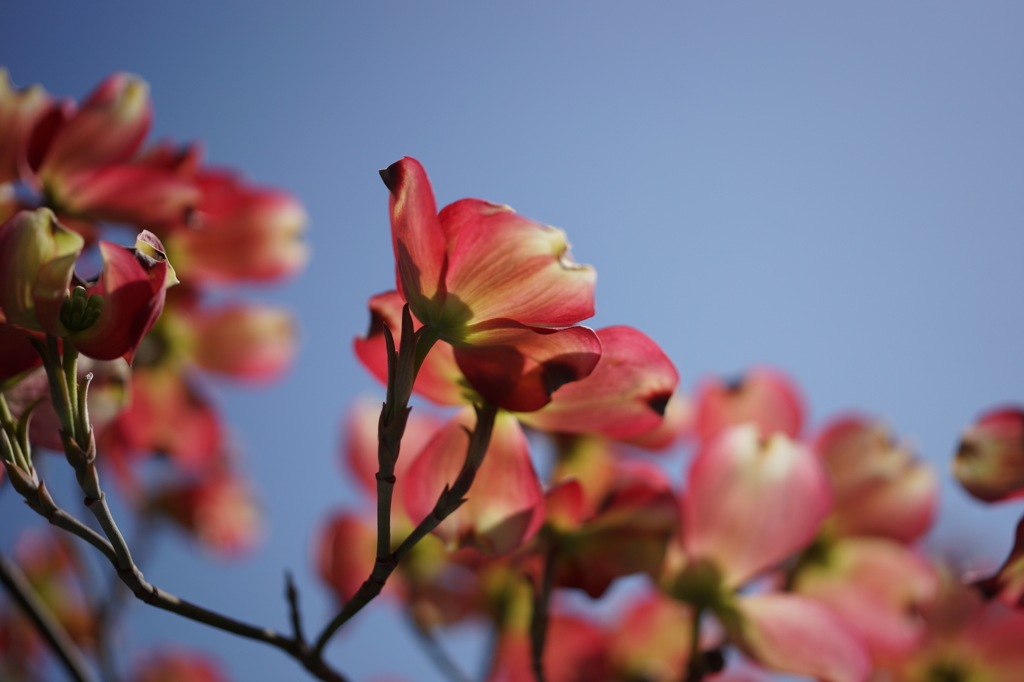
[3,2,1024,681]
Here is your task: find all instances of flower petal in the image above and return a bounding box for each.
[36,73,151,193]
[620,390,693,451]
[455,322,601,412]
[683,424,832,587]
[975,515,1024,609]
[353,290,471,406]
[381,157,447,323]
[816,415,938,542]
[58,163,199,228]
[954,407,1024,503]
[608,592,694,682]
[443,199,596,328]
[150,470,262,558]
[403,408,544,556]
[0,209,83,334]
[693,367,804,445]
[70,232,172,363]
[554,474,678,598]
[730,593,870,682]
[793,537,939,663]
[185,303,296,382]
[518,326,678,440]
[0,322,41,389]
[100,367,222,477]
[315,512,377,604]
[168,171,307,283]
[0,69,52,185]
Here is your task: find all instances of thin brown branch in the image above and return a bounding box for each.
[530,536,557,682]
[0,548,99,682]
[313,400,498,657]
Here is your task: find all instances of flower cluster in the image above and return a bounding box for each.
[4,71,1024,682]
[0,69,303,557]
[314,159,1024,682]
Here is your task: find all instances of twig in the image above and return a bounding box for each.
[407,615,472,682]
[0,548,99,682]
[27,336,352,682]
[682,607,705,682]
[286,571,307,645]
[530,536,557,682]
[313,399,498,656]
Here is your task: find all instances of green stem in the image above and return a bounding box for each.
[0,393,29,472]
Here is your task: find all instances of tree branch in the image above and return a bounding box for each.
[0,548,99,682]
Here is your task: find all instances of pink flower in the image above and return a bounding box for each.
[693,367,804,445]
[166,168,308,284]
[0,209,177,363]
[379,157,600,411]
[954,407,1024,503]
[403,408,545,556]
[815,415,938,542]
[664,423,870,682]
[27,74,198,230]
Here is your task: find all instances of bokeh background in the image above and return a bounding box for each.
[3,2,1024,680]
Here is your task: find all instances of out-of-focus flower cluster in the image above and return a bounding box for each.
[1,69,306,680]
[315,158,1024,682]
[0,68,305,553]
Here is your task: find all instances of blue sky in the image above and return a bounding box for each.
[3,2,1024,680]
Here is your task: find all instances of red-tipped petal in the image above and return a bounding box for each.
[101,367,222,476]
[381,157,447,323]
[315,512,377,604]
[693,367,804,445]
[37,73,151,191]
[59,163,199,228]
[70,233,172,363]
[131,649,231,682]
[954,407,1024,503]
[151,471,262,558]
[454,322,601,412]
[443,199,596,328]
[554,475,679,598]
[608,592,694,682]
[620,391,693,451]
[732,593,870,682]
[794,538,939,662]
[545,479,588,533]
[519,326,678,440]
[353,291,470,406]
[403,408,544,556]
[0,323,41,389]
[169,173,307,284]
[0,69,52,185]
[684,425,832,587]
[486,615,608,682]
[186,304,296,382]
[816,415,938,542]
